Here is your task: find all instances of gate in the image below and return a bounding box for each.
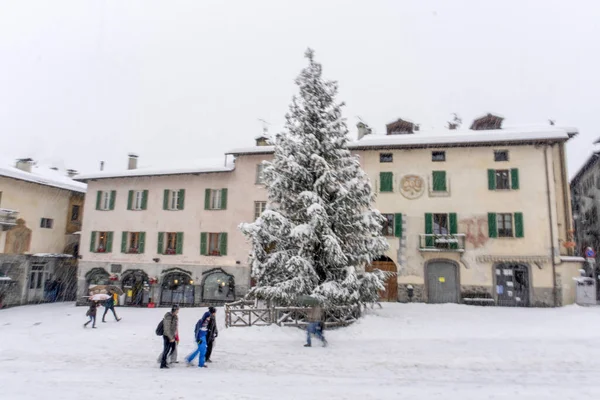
[367,257,398,302]
[426,260,459,303]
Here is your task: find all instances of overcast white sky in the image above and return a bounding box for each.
[1,0,598,177]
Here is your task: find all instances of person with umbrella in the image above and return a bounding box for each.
[84,300,98,328]
[102,290,122,323]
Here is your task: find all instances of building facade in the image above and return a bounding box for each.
[0,158,86,307]
[75,116,583,307]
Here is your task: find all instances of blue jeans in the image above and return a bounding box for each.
[186,337,207,367]
[306,322,325,346]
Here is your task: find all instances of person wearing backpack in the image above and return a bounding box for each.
[186,311,210,368]
[102,291,121,323]
[159,304,179,369]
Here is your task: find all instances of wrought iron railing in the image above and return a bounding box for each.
[418,233,466,251]
[0,208,18,231]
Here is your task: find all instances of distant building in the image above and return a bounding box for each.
[0,158,86,307]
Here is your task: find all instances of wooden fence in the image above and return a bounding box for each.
[225,299,361,328]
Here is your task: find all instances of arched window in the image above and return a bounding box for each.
[85,268,109,285]
[160,271,194,306]
[202,270,235,302]
[121,270,149,306]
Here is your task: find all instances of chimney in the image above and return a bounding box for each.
[357,122,372,140]
[66,169,78,178]
[100,161,105,171]
[128,154,138,170]
[15,158,33,173]
[50,167,59,171]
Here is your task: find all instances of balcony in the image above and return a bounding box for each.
[418,234,466,252]
[0,208,18,231]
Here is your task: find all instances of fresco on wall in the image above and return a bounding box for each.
[461,216,488,249]
[4,219,32,254]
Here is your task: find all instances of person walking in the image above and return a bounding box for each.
[205,307,218,363]
[157,330,179,365]
[160,305,179,369]
[186,311,211,368]
[102,292,122,322]
[304,305,327,347]
[84,301,98,328]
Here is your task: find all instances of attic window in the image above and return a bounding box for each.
[380,153,393,163]
[470,113,504,131]
[494,150,509,162]
[432,151,446,162]
[386,118,417,135]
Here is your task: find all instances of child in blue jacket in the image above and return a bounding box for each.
[186,311,211,368]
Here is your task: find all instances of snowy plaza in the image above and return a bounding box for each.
[1,302,599,400]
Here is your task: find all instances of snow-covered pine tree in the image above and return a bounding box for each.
[240,49,389,307]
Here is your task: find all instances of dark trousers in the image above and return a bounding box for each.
[84,315,96,328]
[161,336,174,367]
[206,340,214,361]
[102,306,119,321]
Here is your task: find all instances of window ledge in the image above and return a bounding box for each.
[419,248,465,253]
[428,190,450,197]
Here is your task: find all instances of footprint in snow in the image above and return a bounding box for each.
[33,322,42,326]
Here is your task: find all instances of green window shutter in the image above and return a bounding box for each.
[488,169,496,190]
[449,213,458,249]
[163,189,169,210]
[380,172,393,192]
[511,168,520,190]
[106,232,114,253]
[178,189,185,210]
[200,232,207,255]
[221,189,228,210]
[176,232,184,254]
[141,190,149,210]
[394,214,402,238]
[488,213,498,238]
[219,232,228,256]
[109,190,117,210]
[95,191,102,210]
[205,189,211,210]
[139,232,146,253]
[514,212,524,238]
[90,231,97,252]
[432,171,447,191]
[157,232,164,254]
[425,213,434,247]
[127,190,133,210]
[121,231,128,253]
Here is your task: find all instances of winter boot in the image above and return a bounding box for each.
[304,343,311,347]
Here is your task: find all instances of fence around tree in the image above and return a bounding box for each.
[224,299,362,328]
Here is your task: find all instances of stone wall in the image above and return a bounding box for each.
[0,255,27,307]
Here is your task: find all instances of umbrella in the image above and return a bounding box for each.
[296,295,321,306]
[89,293,111,301]
[107,285,124,295]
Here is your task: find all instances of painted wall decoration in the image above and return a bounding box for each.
[461,216,488,249]
[399,175,425,199]
[4,219,32,254]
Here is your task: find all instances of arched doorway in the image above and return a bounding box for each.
[201,268,235,302]
[366,256,398,302]
[85,268,110,286]
[121,269,150,306]
[494,263,530,307]
[160,269,195,306]
[426,260,459,304]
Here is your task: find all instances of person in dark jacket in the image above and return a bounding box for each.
[205,307,218,363]
[84,301,98,328]
[186,311,211,368]
[102,292,121,322]
[160,305,179,369]
[304,305,327,347]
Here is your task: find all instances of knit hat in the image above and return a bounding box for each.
[208,306,216,313]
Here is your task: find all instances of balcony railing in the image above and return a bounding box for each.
[0,208,18,231]
[419,234,466,252]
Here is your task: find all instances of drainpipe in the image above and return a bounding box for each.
[558,143,573,255]
[544,144,558,306]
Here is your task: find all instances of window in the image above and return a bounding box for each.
[29,263,46,289]
[205,189,228,210]
[121,232,146,253]
[200,232,228,256]
[256,164,266,184]
[71,205,80,221]
[380,172,393,192]
[0,262,16,278]
[90,231,113,253]
[381,214,394,236]
[128,190,148,210]
[40,218,53,229]
[432,171,447,192]
[497,213,513,237]
[163,189,185,211]
[158,232,183,255]
[432,151,446,162]
[494,150,509,162]
[488,212,524,238]
[433,213,449,235]
[380,153,393,163]
[423,213,458,248]
[254,201,267,220]
[488,169,519,190]
[129,232,140,253]
[96,190,116,211]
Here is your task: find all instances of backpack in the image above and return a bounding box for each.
[156,320,164,336]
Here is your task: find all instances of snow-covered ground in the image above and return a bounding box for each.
[1,303,599,400]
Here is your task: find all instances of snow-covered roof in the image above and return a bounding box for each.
[227,126,576,155]
[0,161,87,193]
[75,158,234,181]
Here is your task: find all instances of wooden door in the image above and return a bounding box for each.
[367,260,397,302]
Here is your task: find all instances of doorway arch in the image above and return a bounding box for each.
[366,256,398,302]
[160,269,195,306]
[425,259,459,304]
[201,268,235,302]
[493,263,530,307]
[85,268,110,286]
[121,269,150,306]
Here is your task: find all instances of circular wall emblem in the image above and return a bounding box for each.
[399,175,425,199]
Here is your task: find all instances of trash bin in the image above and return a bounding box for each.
[574,277,597,306]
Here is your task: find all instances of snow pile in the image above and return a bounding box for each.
[0,303,599,399]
